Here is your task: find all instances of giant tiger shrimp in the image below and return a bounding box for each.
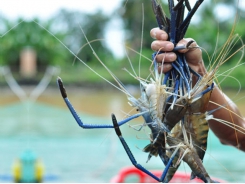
[29,0,245,183]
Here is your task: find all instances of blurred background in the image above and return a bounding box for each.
[0,0,245,182]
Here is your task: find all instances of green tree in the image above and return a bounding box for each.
[50,9,113,65]
[0,17,68,71]
[0,9,114,71]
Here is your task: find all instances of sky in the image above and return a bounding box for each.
[1,0,244,20]
[0,0,121,20]
[0,0,244,58]
[0,0,125,57]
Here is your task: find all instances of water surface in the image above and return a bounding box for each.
[0,87,245,182]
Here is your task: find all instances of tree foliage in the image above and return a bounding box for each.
[50,9,113,64]
[0,9,113,71]
[0,17,68,70]
[0,1,244,86]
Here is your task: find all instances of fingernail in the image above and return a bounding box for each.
[152,30,156,39]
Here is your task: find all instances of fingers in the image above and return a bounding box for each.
[150,28,174,52]
[150,28,176,73]
[158,63,173,73]
[151,40,174,51]
[151,27,175,60]
[150,28,168,40]
[150,28,204,74]
[176,38,202,65]
[153,53,176,73]
[152,37,202,65]
[155,52,177,63]
[151,44,176,73]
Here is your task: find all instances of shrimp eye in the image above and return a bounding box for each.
[181,99,187,105]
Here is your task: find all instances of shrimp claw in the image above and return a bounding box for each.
[57,77,147,129]
[111,113,179,182]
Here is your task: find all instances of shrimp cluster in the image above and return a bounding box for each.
[57,0,245,183]
[112,0,245,183]
[113,0,216,182]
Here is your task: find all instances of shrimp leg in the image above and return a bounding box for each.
[111,113,179,182]
[57,77,147,129]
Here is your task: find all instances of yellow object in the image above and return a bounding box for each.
[12,150,44,183]
[12,159,21,183]
[35,159,44,183]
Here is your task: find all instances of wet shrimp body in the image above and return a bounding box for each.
[185,77,214,160]
[163,97,188,131]
[182,146,214,183]
[167,134,215,183]
[128,79,172,165]
[186,113,211,162]
[141,80,170,132]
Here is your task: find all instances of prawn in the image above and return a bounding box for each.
[166,131,216,183]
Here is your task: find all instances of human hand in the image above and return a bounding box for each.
[150,28,206,76]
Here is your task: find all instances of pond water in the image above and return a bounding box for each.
[0,86,245,182]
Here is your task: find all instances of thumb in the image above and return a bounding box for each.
[177,38,203,65]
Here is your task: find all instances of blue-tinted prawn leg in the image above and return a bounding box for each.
[163,149,181,183]
[57,77,147,129]
[111,113,179,183]
[162,122,183,183]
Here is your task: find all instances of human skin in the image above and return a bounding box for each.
[150,28,245,151]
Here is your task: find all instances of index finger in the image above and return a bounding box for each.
[150,28,168,41]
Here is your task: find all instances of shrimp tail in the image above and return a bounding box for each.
[190,171,196,180]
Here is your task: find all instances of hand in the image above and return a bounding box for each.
[150,28,245,151]
[150,28,206,76]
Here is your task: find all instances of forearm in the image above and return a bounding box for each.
[207,85,245,151]
[190,60,245,151]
